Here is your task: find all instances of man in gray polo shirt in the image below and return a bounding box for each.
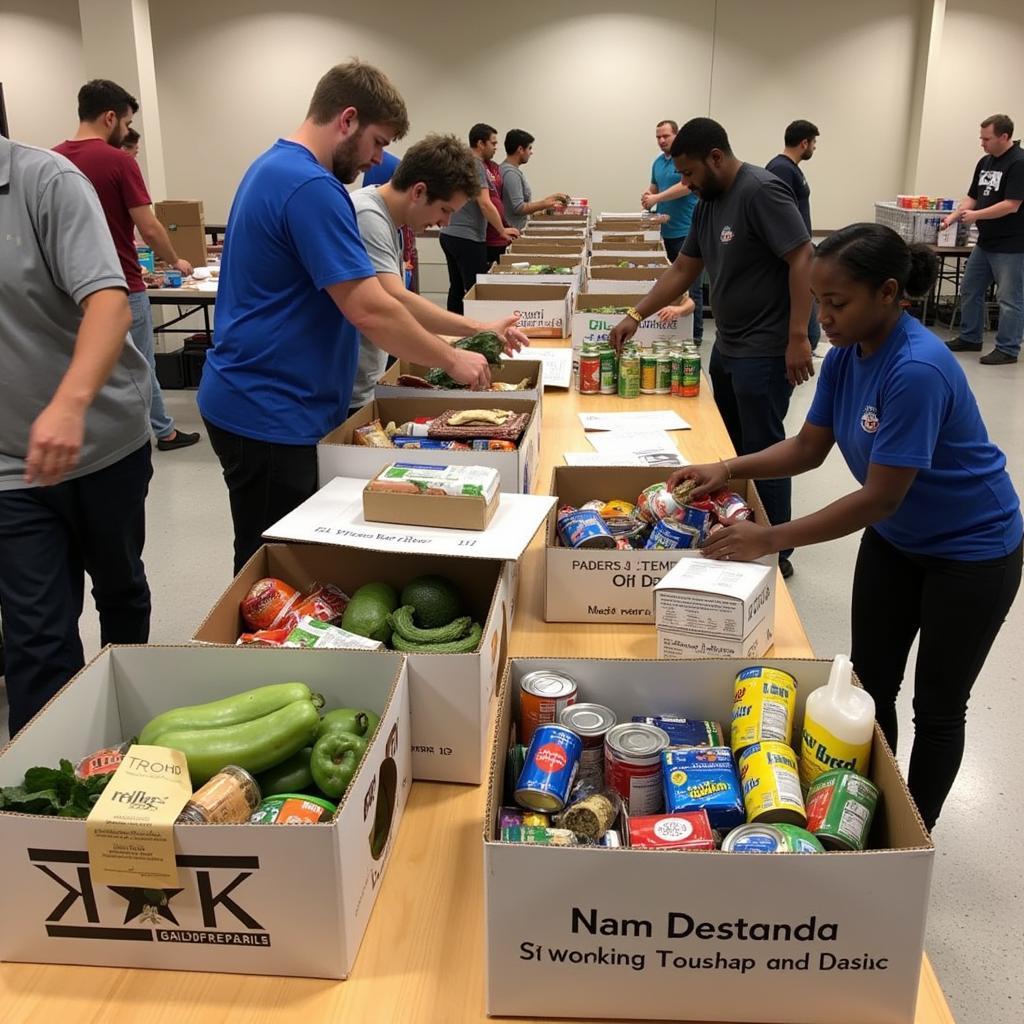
[0,136,153,735]
[349,134,529,410]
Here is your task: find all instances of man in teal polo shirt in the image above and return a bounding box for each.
[643,119,703,343]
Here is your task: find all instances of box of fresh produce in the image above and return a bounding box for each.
[194,542,512,784]
[572,292,692,359]
[543,465,771,623]
[319,394,540,495]
[0,644,409,979]
[375,357,544,402]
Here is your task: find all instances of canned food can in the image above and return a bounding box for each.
[599,829,623,848]
[250,793,337,824]
[637,483,680,524]
[731,666,798,753]
[662,746,746,830]
[670,349,683,396]
[178,765,261,824]
[559,702,617,788]
[721,822,789,853]
[711,489,754,522]
[578,347,601,394]
[655,352,673,394]
[632,716,724,748]
[644,518,701,550]
[618,349,640,399]
[557,507,616,550]
[737,741,807,826]
[775,823,825,853]
[678,504,713,539]
[599,345,617,394]
[515,724,583,812]
[628,810,716,851]
[520,670,578,746]
[640,354,658,394]
[681,351,701,397]
[805,768,879,851]
[605,722,671,814]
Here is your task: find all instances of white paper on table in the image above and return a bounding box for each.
[563,451,689,468]
[586,430,677,454]
[502,347,572,388]
[195,281,219,293]
[578,410,690,432]
[264,476,555,560]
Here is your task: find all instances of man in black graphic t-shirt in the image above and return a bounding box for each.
[944,114,1024,365]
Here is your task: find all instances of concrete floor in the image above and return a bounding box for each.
[1,320,1021,1023]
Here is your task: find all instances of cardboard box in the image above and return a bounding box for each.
[479,266,582,295]
[654,558,776,640]
[318,395,541,494]
[484,657,934,1024]
[374,358,544,404]
[154,200,208,268]
[508,239,587,254]
[0,644,410,979]
[362,474,499,530]
[462,284,571,340]
[572,293,693,357]
[657,614,774,659]
[544,467,772,623]
[591,240,667,256]
[589,254,670,269]
[194,543,510,784]
[583,270,665,295]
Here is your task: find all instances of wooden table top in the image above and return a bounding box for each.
[0,342,955,1024]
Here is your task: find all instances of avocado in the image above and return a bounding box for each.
[399,575,464,629]
[342,583,399,644]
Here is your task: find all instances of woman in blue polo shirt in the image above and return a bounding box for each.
[670,222,1022,831]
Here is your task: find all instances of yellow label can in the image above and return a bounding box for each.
[731,666,797,754]
[737,741,807,826]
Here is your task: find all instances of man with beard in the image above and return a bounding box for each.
[767,120,820,353]
[55,80,199,452]
[199,60,492,573]
[609,118,813,580]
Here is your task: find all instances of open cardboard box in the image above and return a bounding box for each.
[462,284,572,340]
[583,269,665,294]
[478,266,582,295]
[362,474,499,531]
[484,657,934,1024]
[590,254,670,269]
[572,293,693,362]
[374,358,544,404]
[194,543,509,784]
[508,239,587,254]
[318,395,541,494]
[0,644,410,979]
[544,466,771,623]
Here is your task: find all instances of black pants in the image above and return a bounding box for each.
[205,419,318,575]
[708,346,793,558]
[486,244,507,267]
[440,234,489,314]
[851,527,1022,831]
[663,235,704,341]
[0,442,152,735]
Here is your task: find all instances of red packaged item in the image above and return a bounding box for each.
[284,582,350,631]
[76,741,132,780]
[709,489,754,523]
[240,577,299,630]
[237,627,292,647]
[628,811,716,851]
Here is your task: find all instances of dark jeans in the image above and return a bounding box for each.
[486,244,507,267]
[663,235,703,341]
[851,527,1022,831]
[708,347,793,559]
[205,419,318,575]
[0,442,152,735]
[440,234,489,315]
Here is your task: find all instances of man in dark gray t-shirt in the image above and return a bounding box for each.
[609,118,813,578]
[0,137,153,735]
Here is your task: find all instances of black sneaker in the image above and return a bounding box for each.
[779,557,794,580]
[946,338,982,352]
[156,430,201,451]
[979,349,1018,365]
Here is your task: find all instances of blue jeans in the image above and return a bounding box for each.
[128,290,175,438]
[958,247,1024,357]
[664,234,704,341]
[709,347,794,559]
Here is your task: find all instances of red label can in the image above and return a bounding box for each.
[578,351,601,394]
[519,670,578,746]
[604,722,670,815]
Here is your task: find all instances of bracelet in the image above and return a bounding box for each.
[720,458,732,482]
[626,307,643,324]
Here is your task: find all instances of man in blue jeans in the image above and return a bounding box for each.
[610,119,814,580]
[944,113,1024,365]
[643,119,703,344]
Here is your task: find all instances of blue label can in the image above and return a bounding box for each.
[557,507,616,549]
[515,724,582,812]
[644,518,701,550]
[678,504,713,539]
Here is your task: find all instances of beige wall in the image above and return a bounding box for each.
[0,0,84,149]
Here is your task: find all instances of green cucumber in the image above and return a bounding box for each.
[388,606,472,644]
[257,747,314,796]
[153,699,321,784]
[139,682,319,746]
[390,622,483,654]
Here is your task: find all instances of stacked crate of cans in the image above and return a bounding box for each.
[498,664,880,854]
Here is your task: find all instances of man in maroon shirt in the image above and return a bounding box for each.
[55,80,199,451]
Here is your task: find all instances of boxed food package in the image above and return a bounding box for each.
[544,466,772,623]
[0,644,410,979]
[462,284,572,339]
[572,293,693,363]
[363,462,500,530]
[154,200,208,268]
[483,656,934,1024]
[374,358,544,403]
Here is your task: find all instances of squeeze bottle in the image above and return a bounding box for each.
[799,654,875,789]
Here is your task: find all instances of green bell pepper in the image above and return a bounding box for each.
[311,732,368,799]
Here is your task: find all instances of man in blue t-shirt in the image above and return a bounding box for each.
[643,120,703,343]
[767,120,820,353]
[199,60,492,573]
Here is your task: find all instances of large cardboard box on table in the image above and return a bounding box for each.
[374,358,544,404]
[572,293,693,360]
[0,644,410,979]
[154,200,208,268]
[590,254,669,269]
[484,656,934,1024]
[508,239,586,255]
[478,265,582,295]
[544,466,771,623]
[318,395,541,494]
[194,542,514,784]
[462,284,572,340]
[583,267,663,293]
[591,240,666,257]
